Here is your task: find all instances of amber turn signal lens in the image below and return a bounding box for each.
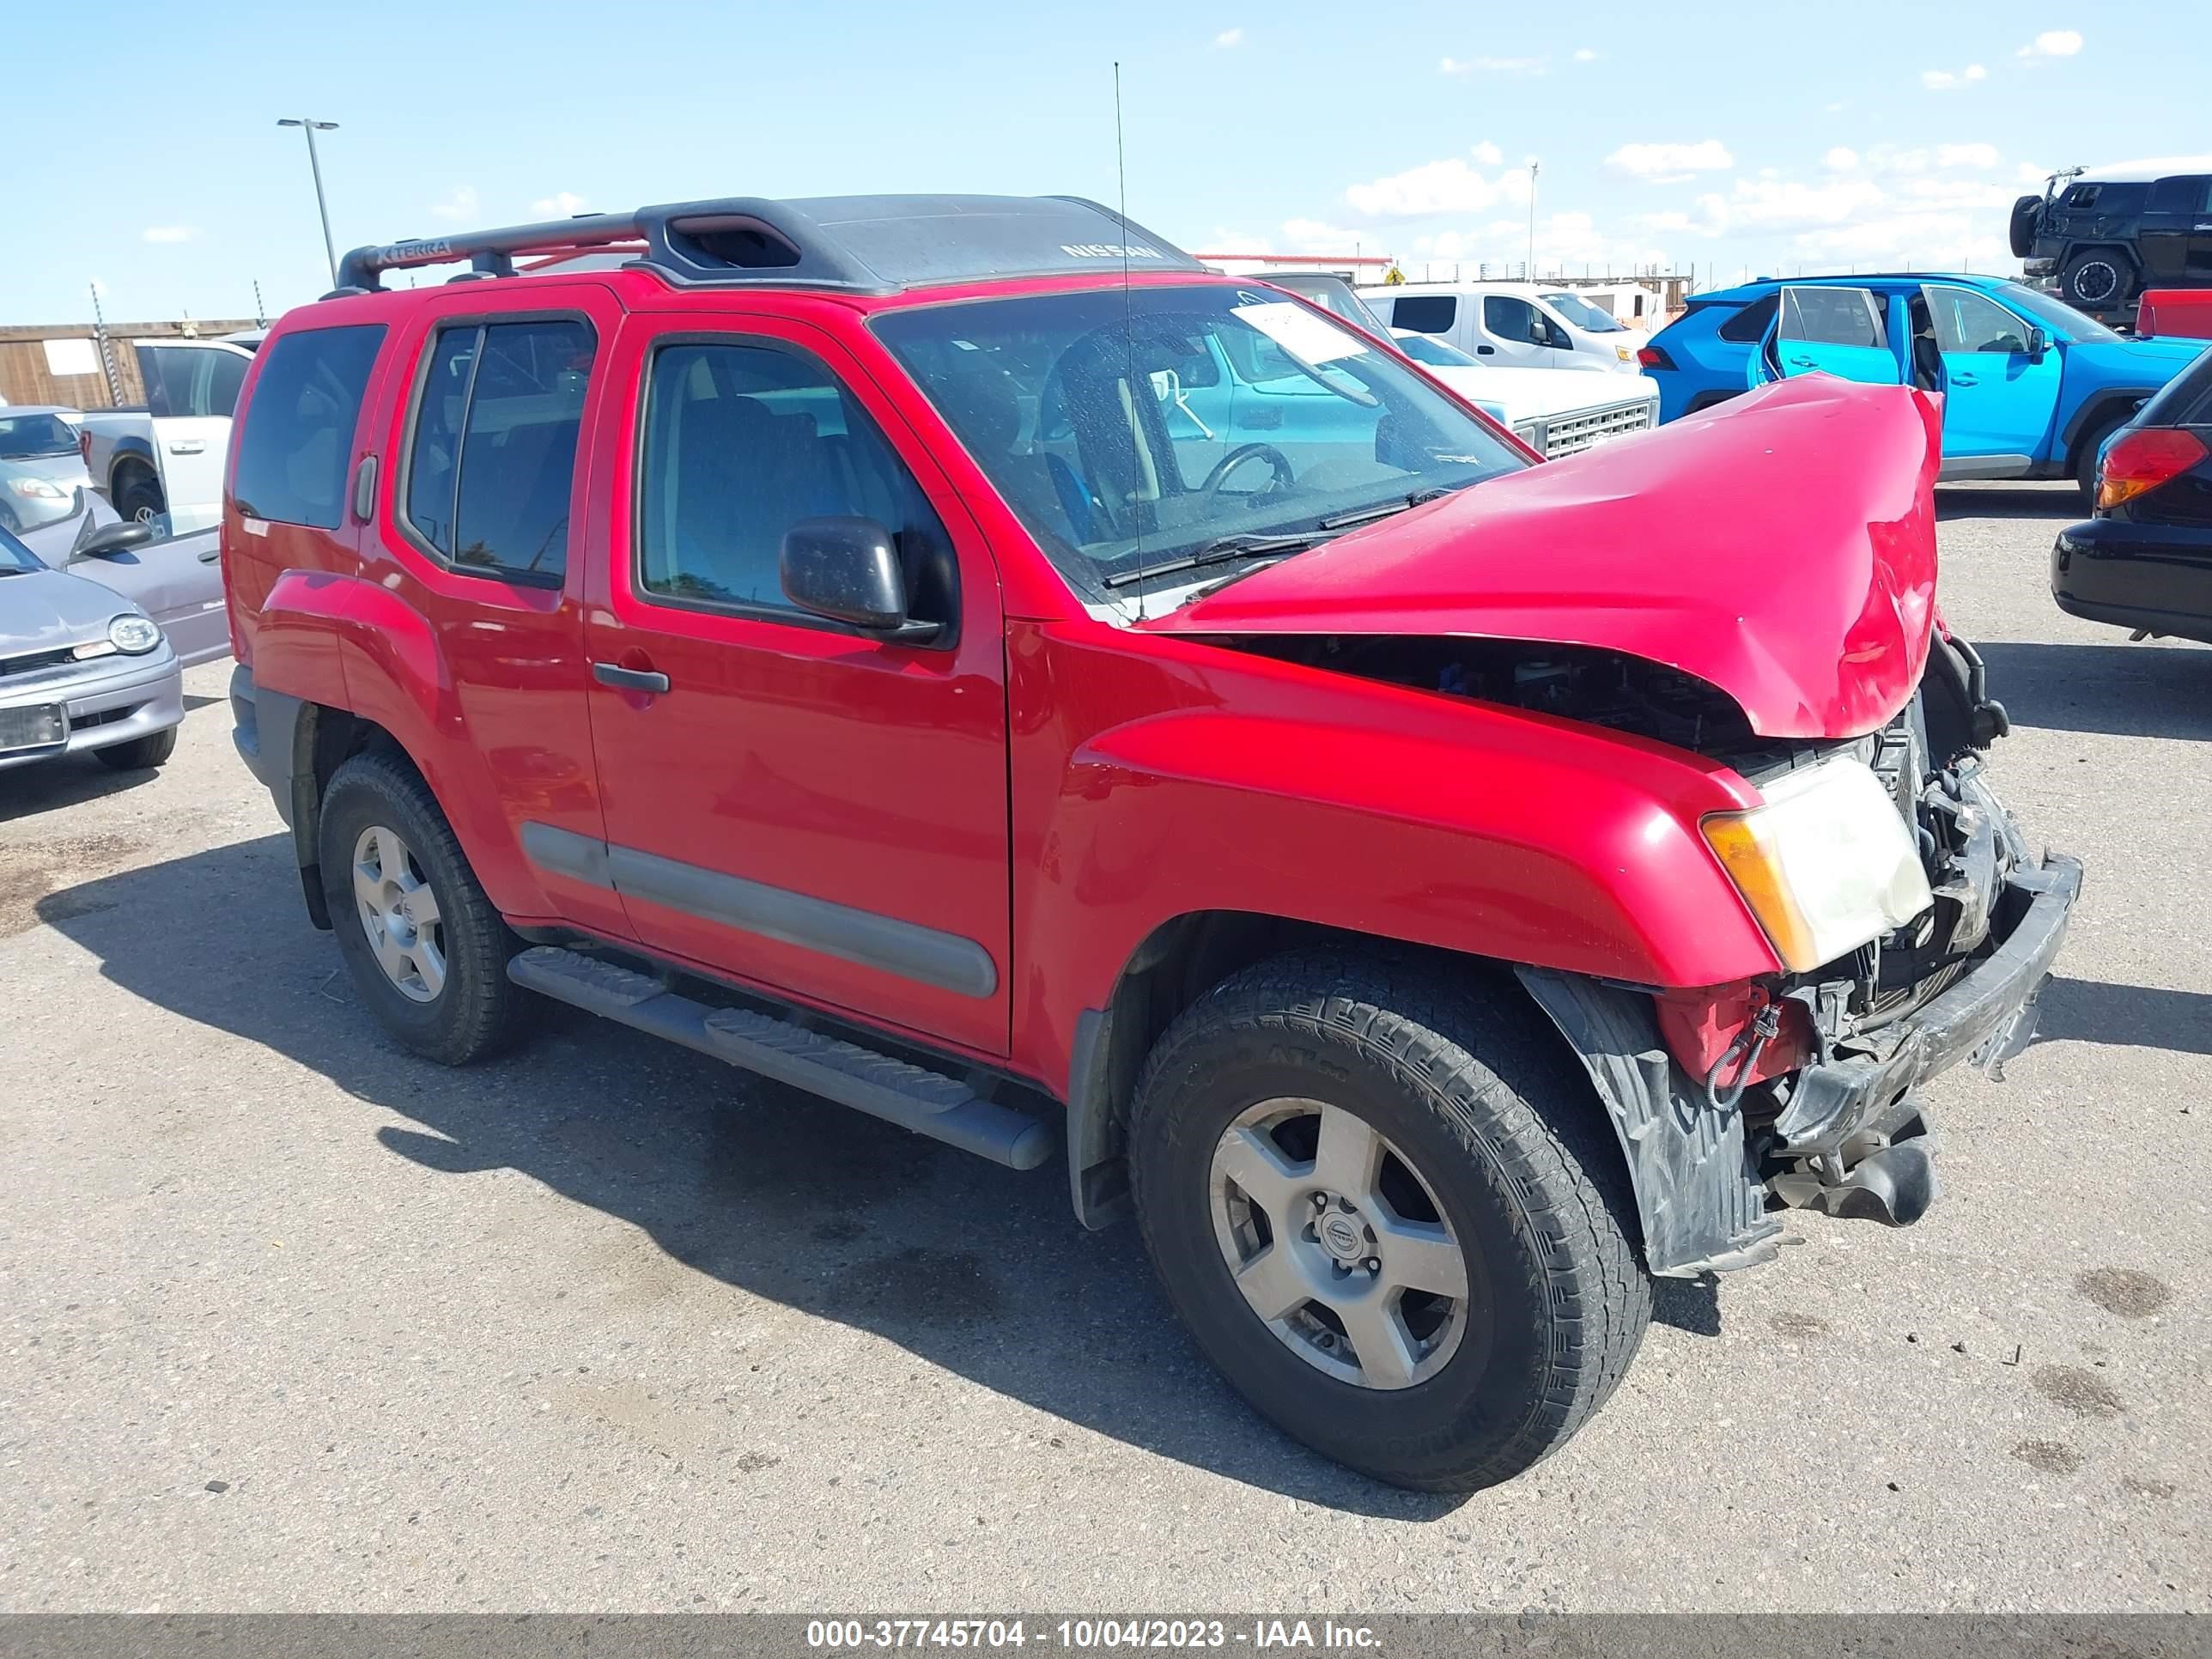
[1699,811,1820,972]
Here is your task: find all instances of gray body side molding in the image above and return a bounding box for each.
[1516,967,1782,1279]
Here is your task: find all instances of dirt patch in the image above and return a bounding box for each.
[2011,1440,2083,1475]
[0,832,143,937]
[2075,1267,2174,1318]
[2121,1474,2178,1500]
[1769,1310,1832,1340]
[2033,1364,2124,1419]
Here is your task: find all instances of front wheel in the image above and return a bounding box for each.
[93,727,176,770]
[317,750,536,1065]
[1128,952,1650,1492]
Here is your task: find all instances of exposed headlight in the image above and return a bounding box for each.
[1700,757,1932,972]
[106,614,162,655]
[5,476,67,501]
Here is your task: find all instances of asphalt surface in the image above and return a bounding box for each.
[3,482,2206,1613]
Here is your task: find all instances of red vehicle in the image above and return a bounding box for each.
[2136,289,2212,342]
[224,194,2078,1492]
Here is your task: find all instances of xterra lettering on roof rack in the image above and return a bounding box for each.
[331,193,1201,298]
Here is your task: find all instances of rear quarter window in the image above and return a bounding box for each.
[1716,294,1779,343]
[231,325,386,528]
[1391,295,1457,334]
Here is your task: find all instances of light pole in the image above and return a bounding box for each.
[1526,160,1540,280]
[278,118,341,287]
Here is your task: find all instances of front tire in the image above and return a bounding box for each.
[93,727,176,770]
[317,750,534,1066]
[1127,951,1650,1492]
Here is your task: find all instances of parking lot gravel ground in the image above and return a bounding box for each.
[2,482,2205,1613]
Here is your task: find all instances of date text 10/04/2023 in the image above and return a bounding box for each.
[805,1621,1382,1651]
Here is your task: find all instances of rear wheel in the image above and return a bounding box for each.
[2060,249,2134,313]
[113,465,165,525]
[1127,951,1650,1492]
[317,750,535,1065]
[2075,411,2130,506]
[93,727,176,770]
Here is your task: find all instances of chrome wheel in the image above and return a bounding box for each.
[351,824,446,1004]
[1209,1097,1470,1390]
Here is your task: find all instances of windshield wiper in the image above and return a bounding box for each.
[1101,528,1341,589]
[1317,487,1456,531]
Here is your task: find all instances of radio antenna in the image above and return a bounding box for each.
[1115,59,1149,620]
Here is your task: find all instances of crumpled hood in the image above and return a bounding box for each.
[1141,375,1943,740]
[0,566,139,652]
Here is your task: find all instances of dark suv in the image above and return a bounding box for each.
[2014,165,2212,314]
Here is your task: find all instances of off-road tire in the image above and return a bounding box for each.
[2060,248,2134,313]
[113,466,165,525]
[93,727,176,770]
[1127,950,1651,1492]
[317,749,534,1066]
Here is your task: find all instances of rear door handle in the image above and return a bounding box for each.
[1951,374,1979,386]
[1788,354,1817,367]
[592,661,671,694]
[198,547,221,562]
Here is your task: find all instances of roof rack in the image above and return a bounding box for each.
[332,193,1206,299]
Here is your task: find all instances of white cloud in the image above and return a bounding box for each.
[1439,54,1547,76]
[1470,140,1504,166]
[1213,27,1243,46]
[2016,161,2052,185]
[1572,47,1598,62]
[532,191,588,218]
[429,185,480,222]
[1603,139,1734,184]
[2017,28,2082,58]
[1921,63,1987,90]
[141,225,197,244]
[1790,212,2009,266]
[1279,217,1366,253]
[1824,147,1860,172]
[1824,100,1851,113]
[1346,154,1524,217]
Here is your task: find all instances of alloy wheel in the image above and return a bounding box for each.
[351,824,447,1003]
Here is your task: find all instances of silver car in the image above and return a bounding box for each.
[0,522,184,773]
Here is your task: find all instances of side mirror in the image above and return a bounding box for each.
[780,516,940,643]
[74,521,154,559]
[2025,325,2050,361]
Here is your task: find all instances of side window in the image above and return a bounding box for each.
[1717,294,1779,343]
[1391,295,1456,334]
[636,339,952,623]
[1482,295,1540,343]
[205,350,251,418]
[1780,287,1887,348]
[231,324,386,529]
[1927,289,2032,354]
[2148,174,2212,214]
[401,317,595,580]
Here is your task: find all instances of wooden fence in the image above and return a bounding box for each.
[0,319,259,411]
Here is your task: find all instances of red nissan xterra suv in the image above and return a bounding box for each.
[224,194,2079,1492]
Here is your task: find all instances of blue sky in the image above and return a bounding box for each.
[8,0,2209,325]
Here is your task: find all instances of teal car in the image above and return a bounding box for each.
[1638,274,2209,498]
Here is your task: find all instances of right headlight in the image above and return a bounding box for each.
[107,614,162,655]
[1700,757,1933,972]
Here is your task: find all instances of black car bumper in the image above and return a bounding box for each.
[2052,517,2212,646]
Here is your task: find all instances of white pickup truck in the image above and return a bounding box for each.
[76,333,260,530]
[1258,273,1657,458]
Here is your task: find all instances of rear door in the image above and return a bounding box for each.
[2139,174,2212,283]
[1919,284,2063,461]
[134,341,254,529]
[1771,286,1902,386]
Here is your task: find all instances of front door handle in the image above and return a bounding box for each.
[592,661,670,694]
[1475,344,1496,355]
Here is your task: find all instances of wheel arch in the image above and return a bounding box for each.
[2061,389,2155,472]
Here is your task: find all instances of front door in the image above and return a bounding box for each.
[2139,174,2212,283]
[1475,295,1571,369]
[1771,286,1902,386]
[1919,284,2064,459]
[69,515,228,664]
[581,313,1012,1058]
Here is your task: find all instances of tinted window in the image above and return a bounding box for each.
[141,346,252,419]
[403,318,594,580]
[1391,295,1457,333]
[2133,346,2212,427]
[1717,294,1779,343]
[2063,181,2149,216]
[1781,287,1887,348]
[2146,175,2212,215]
[1925,289,2033,354]
[232,325,385,528]
[1482,295,1543,343]
[637,340,950,617]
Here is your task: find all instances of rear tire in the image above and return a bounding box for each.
[2075,412,2130,506]
[1127,951,1650,1492]
[317,749,535,1065]
[113,466,165,525]
[2060,249,2134,313]
[94,727,176,770]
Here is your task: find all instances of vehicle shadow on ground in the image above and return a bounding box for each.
[1933,484,2081,521]
[2031,977,2212,1060]
[39,835,1486,1519]
[1975,640,2211,740]
[0,754,156,823]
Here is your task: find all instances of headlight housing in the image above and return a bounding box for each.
[106,614,162,655]
[5,476,68,501]
[1701,757,1933,972]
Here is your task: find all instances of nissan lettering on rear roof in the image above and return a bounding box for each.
[1060,243,1164,259]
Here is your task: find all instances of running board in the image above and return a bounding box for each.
[507,946,1056,1170]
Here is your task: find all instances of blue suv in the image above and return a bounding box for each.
[1640,274,2209,498]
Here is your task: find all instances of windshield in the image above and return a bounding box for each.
[0,526,44,574]
[1997,282,2124,343]
[873,283,1525,606]
[0,412,80,459]
[1393,331,1480,368]
[1262,275,1395,339]
[1540,293,1626,332]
